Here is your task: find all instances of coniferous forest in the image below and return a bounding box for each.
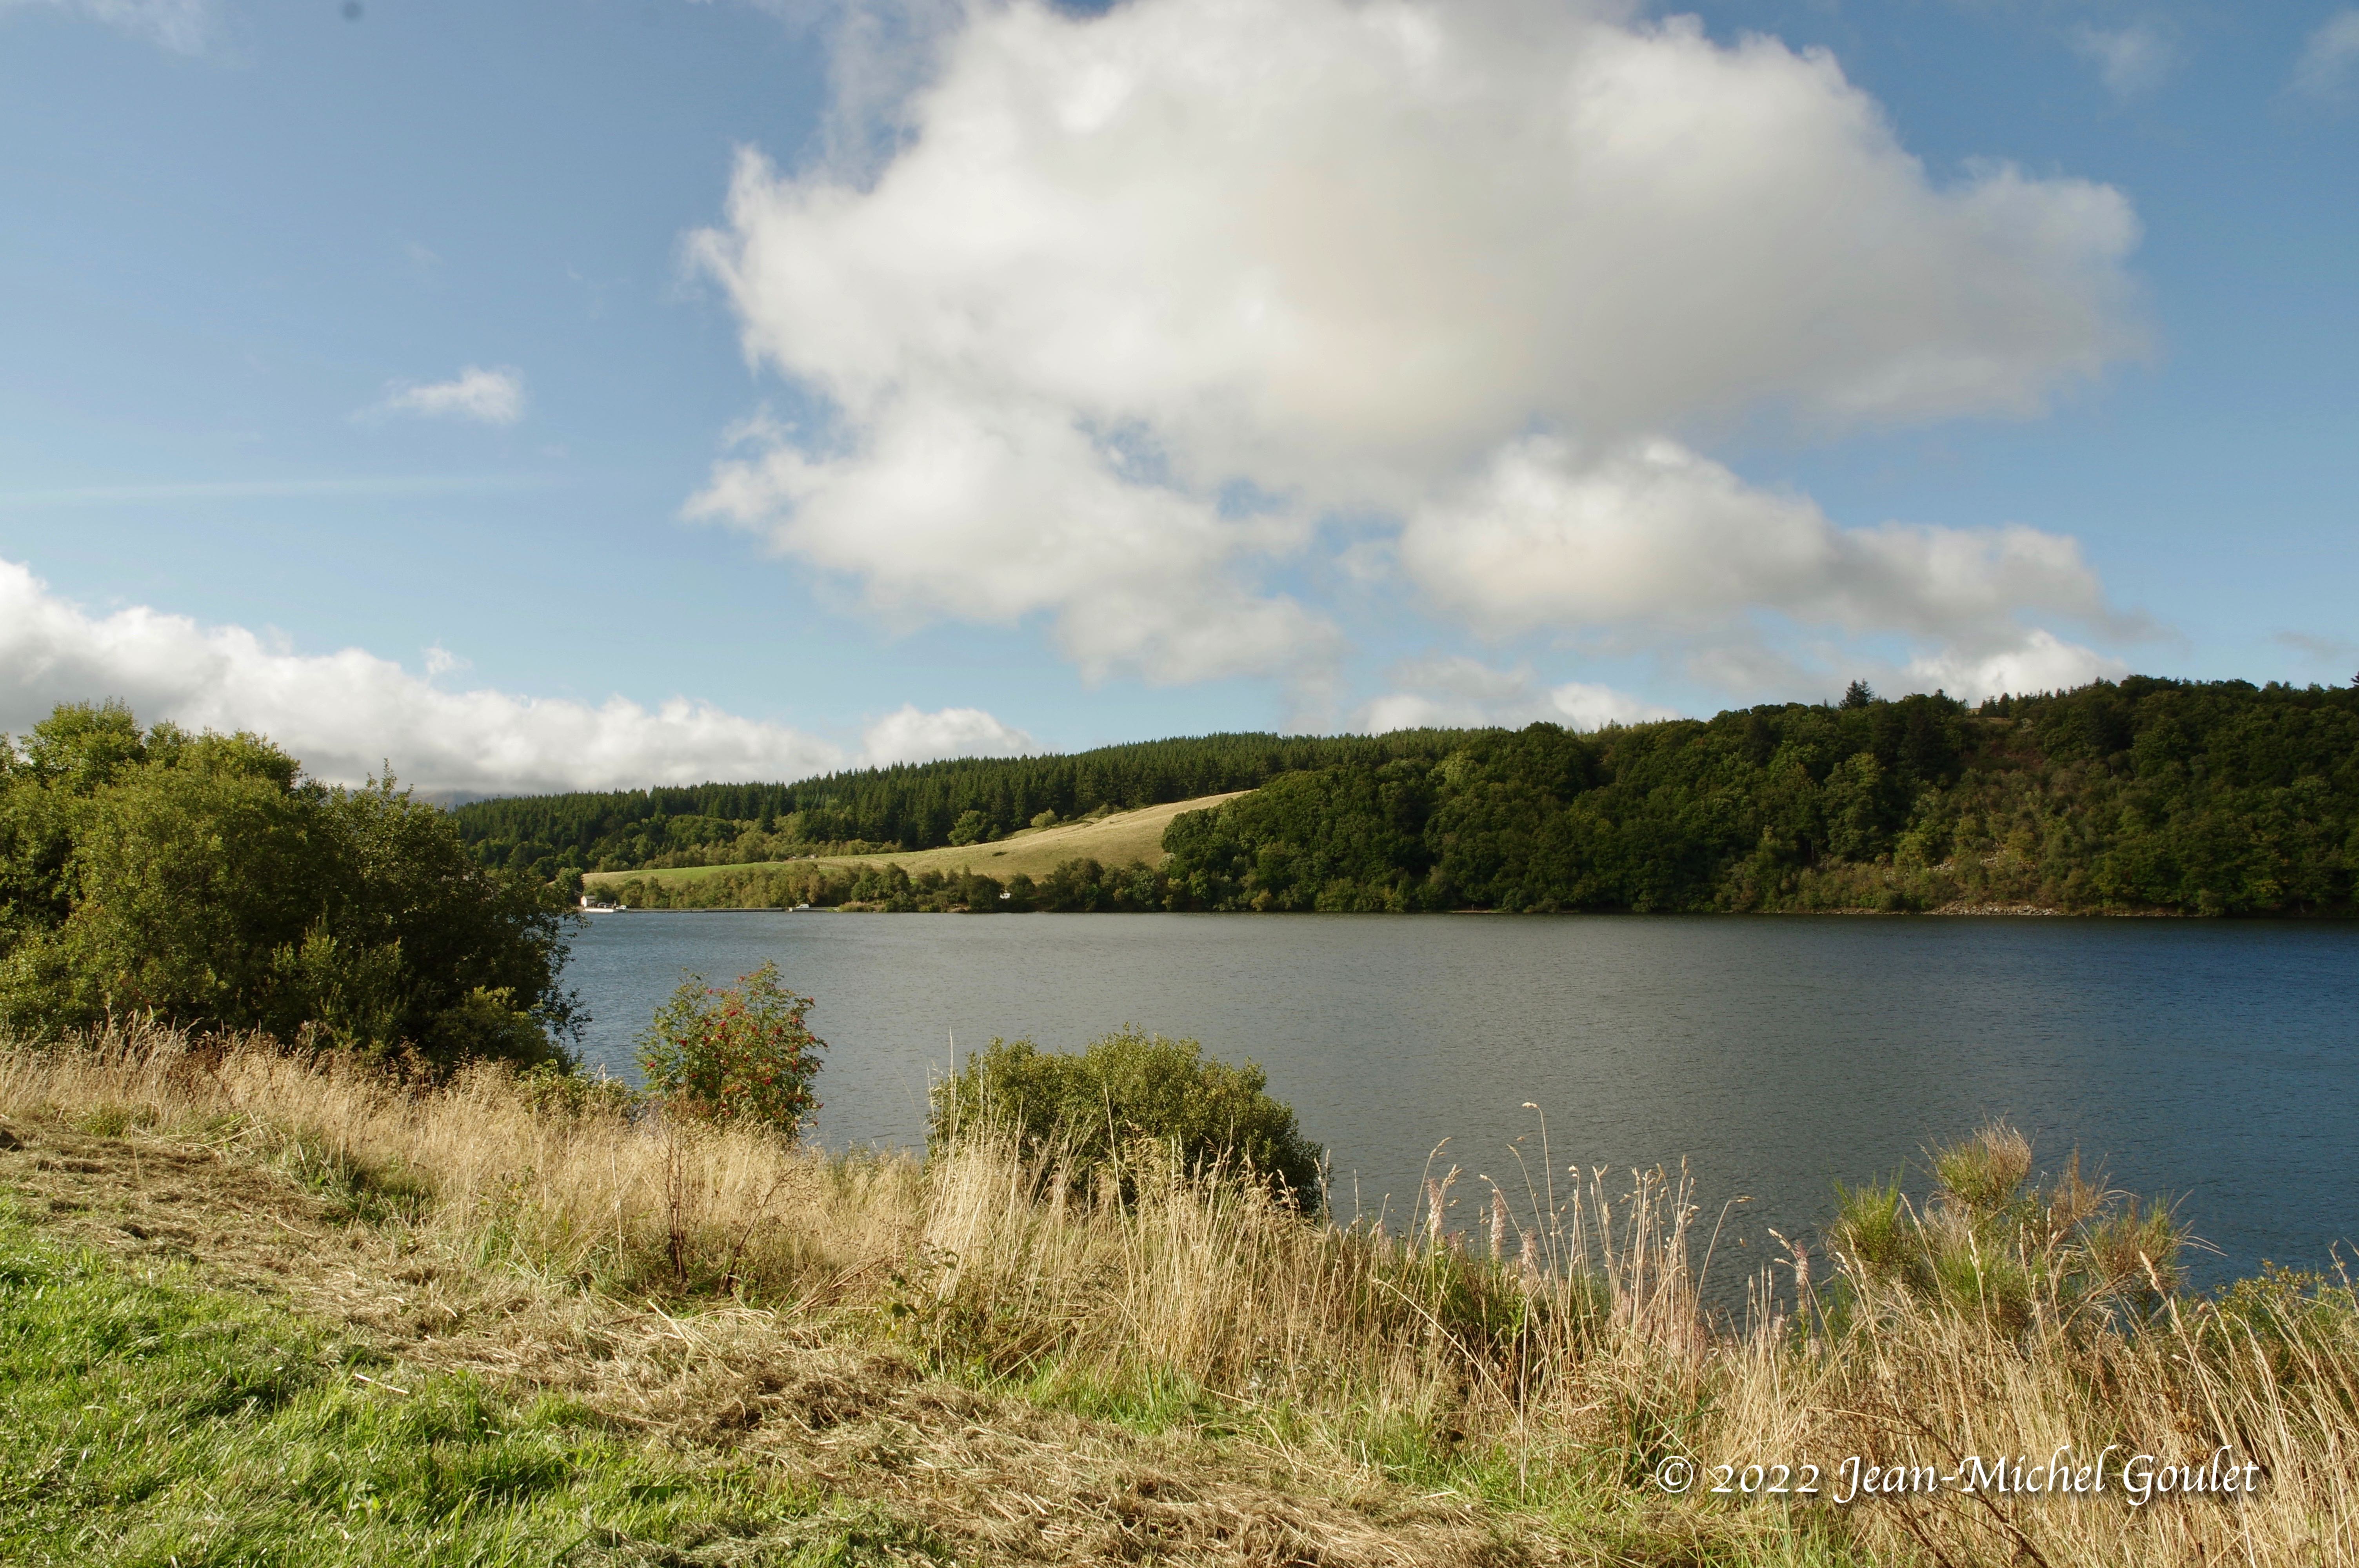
[493,677,2359,918]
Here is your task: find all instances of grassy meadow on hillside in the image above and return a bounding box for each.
[452,734,1434,878]
[585,791,1243,896]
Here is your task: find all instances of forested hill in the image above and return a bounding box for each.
[1160,677,2359,916]
[448,731,1462,878]
[458,678,2359,916]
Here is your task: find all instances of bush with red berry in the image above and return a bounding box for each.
[634,961,825,1136]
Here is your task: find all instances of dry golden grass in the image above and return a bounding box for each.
[5,1022,2356,1566]
[585,791,1249,891]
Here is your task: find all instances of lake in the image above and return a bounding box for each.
[564,912,2359,1289]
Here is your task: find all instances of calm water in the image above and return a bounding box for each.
[564,913,2359,1288]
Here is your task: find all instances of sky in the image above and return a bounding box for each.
[1,0,2354,793]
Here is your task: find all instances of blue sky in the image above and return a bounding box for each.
[2,0,2353,791]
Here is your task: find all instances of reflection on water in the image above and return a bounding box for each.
[564,912,2359,1287]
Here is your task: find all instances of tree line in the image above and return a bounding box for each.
[447,731,1464,883]
[1157,677,2359,915]
[596,857,1172,914]
[603,677,2359,918]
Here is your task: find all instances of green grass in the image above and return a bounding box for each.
[585,791,1249,891]
[0,1207,937,1567]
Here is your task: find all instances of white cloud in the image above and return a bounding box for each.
[0,559,1028,793]
[860,702,1037,764]
[1399,436,2112,640]
[2071,21,2178,101]
[691,0,2145,692]
[374,366,526,426]
[1905,629,2125,702]
[2293,10,2359,100]
[689,400,1334,684]
[1354,655,1677,735]
[0,0,213,53]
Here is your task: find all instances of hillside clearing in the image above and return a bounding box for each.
[585,790,1248,891]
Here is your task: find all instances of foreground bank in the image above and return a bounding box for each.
[5,1024,2352,1566]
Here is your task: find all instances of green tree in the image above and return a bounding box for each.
[1158,679,2359,917]
[635,962,825,1135]
[0,702,578,1065]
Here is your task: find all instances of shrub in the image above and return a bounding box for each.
[1931,1120,2033,1212]
[634,962,825,1136]
[928,1029,1324,1213]
[1829,1120,2185,1336]
[1828,1177,1932,1295]
[0,700,578,1066]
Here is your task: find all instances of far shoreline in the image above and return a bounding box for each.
[575,902,2265,920]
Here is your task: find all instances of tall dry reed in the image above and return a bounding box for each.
[5,1022,2354,1566]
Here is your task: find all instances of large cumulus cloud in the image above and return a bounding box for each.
[689,0,2145,694]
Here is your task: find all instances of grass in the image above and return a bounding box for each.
[6,1022,2359,1565]
[0,1206,925,1566]
[583,791,1248,891]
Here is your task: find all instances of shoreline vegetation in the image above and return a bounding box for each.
[586,864,2198,920]
[0,701,578,1056]
[8,695,2358,1559]
[6,1022,2357,1564]
[475,676,2359,918]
